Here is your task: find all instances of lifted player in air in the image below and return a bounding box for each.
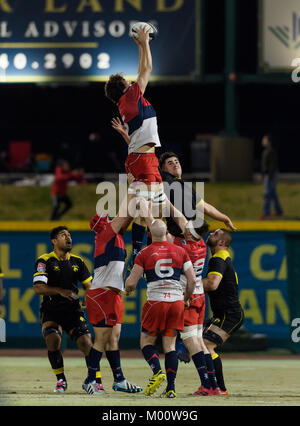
[105,24,164,266]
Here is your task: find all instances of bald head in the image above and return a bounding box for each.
[149,219,167,241]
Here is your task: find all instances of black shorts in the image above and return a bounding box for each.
[40,308,90,336]
[203,309,244,343]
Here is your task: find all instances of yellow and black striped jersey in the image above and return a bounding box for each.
[33,251,92,312]
[206,249,242,313]
[0,267,3,278]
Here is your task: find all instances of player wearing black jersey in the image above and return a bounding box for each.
[33,226,101,394]
[202,229,244,395]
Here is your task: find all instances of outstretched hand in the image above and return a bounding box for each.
[224,217,237,232]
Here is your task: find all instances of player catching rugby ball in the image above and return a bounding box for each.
[104,24,163,265]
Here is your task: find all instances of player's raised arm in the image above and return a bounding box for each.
[134,25,152,94]
[203,201,237,232]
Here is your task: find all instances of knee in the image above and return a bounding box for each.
[107,333,120,351]
[76,334,93,356]
[43,326,62,351]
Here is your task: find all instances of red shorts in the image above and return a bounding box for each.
[86,288,124,327]
[184,293,206,327]
[125,153,162,184]
[141,300,184,336]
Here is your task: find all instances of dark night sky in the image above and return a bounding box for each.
[0,0,299,173]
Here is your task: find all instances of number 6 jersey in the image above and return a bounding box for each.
[134,241,192,302]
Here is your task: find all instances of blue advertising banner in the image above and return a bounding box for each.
[0,229,292,347]
[0,0,201,82]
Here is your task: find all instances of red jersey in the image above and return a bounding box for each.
[173,237,207,295]
[91,221,126,291]
[117,82,160,154]
[134,241,192,302]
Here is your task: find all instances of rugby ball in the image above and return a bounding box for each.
[130,22,158,41]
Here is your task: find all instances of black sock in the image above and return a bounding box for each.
[212,353,226,391]
[191,351,211,389]
[132,223,146,260]
[142,345,161,375]
[105,350,125,383]
[204,353,218,389]
[85,347,103,383]
[48,350,66,381]
[85,356,102,384]
[165,351,178,392]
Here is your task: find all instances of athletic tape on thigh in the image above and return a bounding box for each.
[181,328,198,340]
[152,190,166,205]
[70,322,90,341]
[203,329,224,346]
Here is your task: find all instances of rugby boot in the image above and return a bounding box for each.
[161,389,177,399]
[212,387,223,395]
[54,379,67,394]
[189,385,213,396]
[112,379,143,393]
[82,380,105,395]
[144,370,166,396]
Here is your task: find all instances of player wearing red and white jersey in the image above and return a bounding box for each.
[105,25,165,267]
[125,213,196,399]
[167,221,222,396]
[84,198,142,395]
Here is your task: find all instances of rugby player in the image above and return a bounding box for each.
[167,221,222,396]
[105,25,164,265]
[125,199,196,399]
[159,151,237,235]
[84,198,142,394]
[203,229,244,395]
[33,226,93,394]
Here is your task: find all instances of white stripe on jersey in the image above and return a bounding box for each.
[180,275,204,295]
[91,260,125,291]
[128,117,161,154]
[147,279,183,302]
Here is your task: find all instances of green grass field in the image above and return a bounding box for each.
[0,182,299,221]
[0,355,299,406]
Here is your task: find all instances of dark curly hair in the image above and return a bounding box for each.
[158,151,180,170]
[104,73,127,103]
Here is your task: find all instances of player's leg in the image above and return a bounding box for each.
[105,323,142,393]
[203,311,244,394]
[203,324,230,394]
[82,325,112,394]
[140,330,166,395]
[161,331,178,398]
[198,325,220,393]
[126,153,165,263]
[42,319,66,393]
[181,324,212,394]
